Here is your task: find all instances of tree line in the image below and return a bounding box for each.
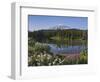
[28,29,88,42]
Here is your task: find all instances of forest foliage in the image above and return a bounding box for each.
[28,29,88,66]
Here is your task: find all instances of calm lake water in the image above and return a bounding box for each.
[48,44,86,55]
[47,40,87,55]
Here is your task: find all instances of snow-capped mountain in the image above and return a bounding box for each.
[50,25,87,30]
[50,25,72,30]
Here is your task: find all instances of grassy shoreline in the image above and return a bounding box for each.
[28,40,88,66]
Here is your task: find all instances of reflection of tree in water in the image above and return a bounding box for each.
[28,28,88,55]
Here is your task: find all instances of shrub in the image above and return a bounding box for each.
[79,49,88,64]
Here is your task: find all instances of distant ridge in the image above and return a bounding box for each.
[29,25,87,32]
[49,25,87,30]
[51,25,71,30]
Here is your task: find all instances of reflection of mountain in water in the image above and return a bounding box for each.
[28,25,88,55]
[46,25,87,55]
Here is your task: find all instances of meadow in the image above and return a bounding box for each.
[28,28,88,66]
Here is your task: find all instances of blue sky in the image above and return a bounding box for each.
[28,15,88,31]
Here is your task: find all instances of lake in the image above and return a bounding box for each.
[47,40,87,55]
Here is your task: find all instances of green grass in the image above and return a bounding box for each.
[28,39,88,66]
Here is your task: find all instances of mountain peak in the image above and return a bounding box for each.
[51,25,71,30]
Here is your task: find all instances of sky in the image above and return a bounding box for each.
[28,15,88,31]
